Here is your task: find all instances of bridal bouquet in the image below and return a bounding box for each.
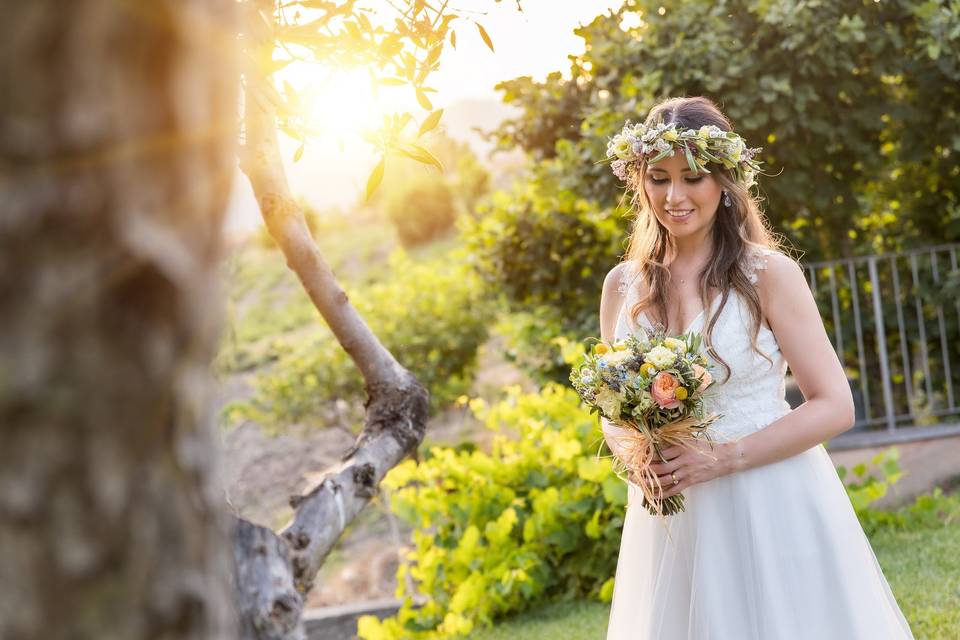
[569,327,721,516]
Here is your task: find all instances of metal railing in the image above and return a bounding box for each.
[796,244,960,450]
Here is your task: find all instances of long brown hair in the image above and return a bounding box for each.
[619,96,790,382]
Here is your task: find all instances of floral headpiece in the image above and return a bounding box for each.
[606,118,765,188]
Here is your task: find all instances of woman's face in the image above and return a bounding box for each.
[642,149,723,239]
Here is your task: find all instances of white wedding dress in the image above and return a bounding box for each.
[604,248,914,640]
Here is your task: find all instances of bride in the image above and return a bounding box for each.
[598,96,914,639]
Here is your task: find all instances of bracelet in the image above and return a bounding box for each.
[733,439,746,470]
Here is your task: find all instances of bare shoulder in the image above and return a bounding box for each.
[748,248,816,330]
[603,260,630,295]
[600,260,637,342]
[748,247,805,293]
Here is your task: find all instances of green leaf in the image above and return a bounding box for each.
[418,109,444,137]
[585,509,602,539]
[577,456,609,482]
[403,143,444,172]
[476,22,494,52]
[599,577,616,602]
[602,475,627,506]
[365,155,385,202]
[684,144,697,173]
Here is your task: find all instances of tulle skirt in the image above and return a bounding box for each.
[605,443,915,639]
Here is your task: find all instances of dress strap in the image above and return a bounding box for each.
[744,246,778,284]
[617,260,640,296]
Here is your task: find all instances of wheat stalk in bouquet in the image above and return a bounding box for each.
[570,327,721,516]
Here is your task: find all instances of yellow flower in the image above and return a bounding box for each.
[594,343,610,355]
[662,129,679,142]
[662,337,688,354]
[613,340,629,351]
[640,363,657,376]
[611,137,632,160]
[595,387,622,419]
[674,387,688,400]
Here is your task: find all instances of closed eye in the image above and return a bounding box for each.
[650,176,704,185]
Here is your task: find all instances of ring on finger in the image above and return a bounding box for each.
[670,471,679,486]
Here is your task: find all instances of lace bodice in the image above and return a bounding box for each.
[613,246,790,441]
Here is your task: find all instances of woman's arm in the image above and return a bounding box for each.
[721,252,856,474]
[597,262,638,466]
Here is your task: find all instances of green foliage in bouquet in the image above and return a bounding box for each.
[231,250,495,427]
[357,384,627,640]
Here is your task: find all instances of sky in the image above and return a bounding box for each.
[225,0,627,237]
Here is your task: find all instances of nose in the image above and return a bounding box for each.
[665,181,688,206]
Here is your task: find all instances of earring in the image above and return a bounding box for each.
[723,190,732,207]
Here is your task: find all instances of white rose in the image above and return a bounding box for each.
[643,345,677,368]
[602,350,633,366]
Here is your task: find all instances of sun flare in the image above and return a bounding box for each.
[277,64,409,141]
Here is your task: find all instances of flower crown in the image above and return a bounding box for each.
[606,118,764,188]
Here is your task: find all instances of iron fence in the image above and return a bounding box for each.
[792,243,960,450]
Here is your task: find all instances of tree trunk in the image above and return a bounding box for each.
[232,3,430,632]
[0,1,239,637]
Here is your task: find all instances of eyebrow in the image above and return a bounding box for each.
[648,167,695,173]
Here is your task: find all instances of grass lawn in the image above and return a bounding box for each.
[470,522,960,640]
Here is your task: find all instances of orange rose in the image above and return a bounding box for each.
[651,371,681,409]
[692,363,713,393]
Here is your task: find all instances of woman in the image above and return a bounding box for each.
[598,96,914,639]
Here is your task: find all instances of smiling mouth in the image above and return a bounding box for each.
[667,209,694,218]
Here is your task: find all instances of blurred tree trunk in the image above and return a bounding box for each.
[0,1,239,637]
[235,0,430,622]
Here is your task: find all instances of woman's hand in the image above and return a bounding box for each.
[639,439,736,499]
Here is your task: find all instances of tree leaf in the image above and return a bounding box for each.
[415,88,433,110]
[365,155,386,202]
[401,143,444,172]
[425,43,443,67]
[450,29,457,49]
[476,22,494,52]
[418,109,444,137]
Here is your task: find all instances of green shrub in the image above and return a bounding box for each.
[460,175,624,337]
[357,383,625,639]
[492,308,583,388]
[836,446,904,535]
[834,446,960,535]
[234,249,495,426]
[387,175,458,248]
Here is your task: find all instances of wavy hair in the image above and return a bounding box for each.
[618,96,790,382]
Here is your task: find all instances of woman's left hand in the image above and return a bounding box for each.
[644,439,734,499]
